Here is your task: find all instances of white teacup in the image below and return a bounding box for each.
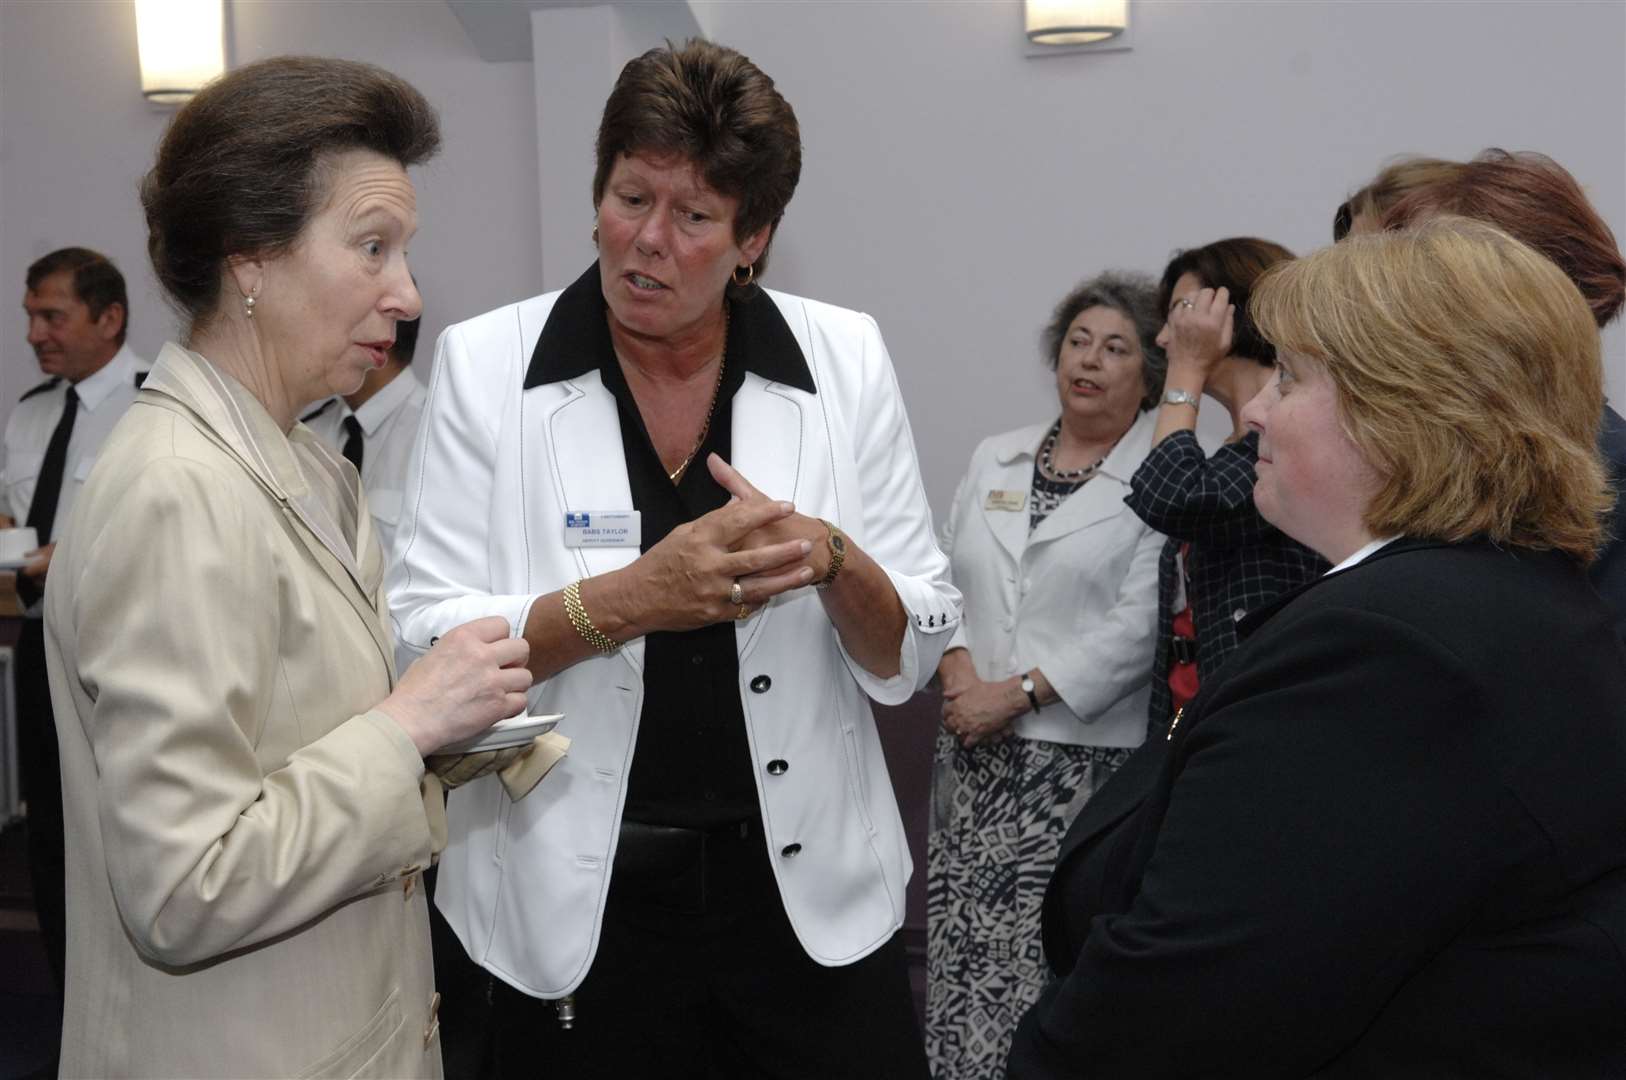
[0,526,39,563]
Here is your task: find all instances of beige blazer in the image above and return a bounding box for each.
[45,343,443,1078]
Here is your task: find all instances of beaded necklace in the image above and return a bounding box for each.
[1038,420,1104,482]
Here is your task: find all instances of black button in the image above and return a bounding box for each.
[749,675,771,693]
[691,654,704,666]
[703,789,718,802]
[766,759,788,776]
[780,843,802,858]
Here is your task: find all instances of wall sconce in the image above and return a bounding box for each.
[1025,0,1130,51]
[134,0,226,105]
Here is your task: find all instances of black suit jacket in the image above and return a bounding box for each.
[1009,537,1626,1078]
[1589,404,1626,643]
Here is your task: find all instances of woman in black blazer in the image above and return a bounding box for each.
[1008,218,1626,1078]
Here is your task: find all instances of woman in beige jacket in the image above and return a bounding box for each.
[44,58,530,1078]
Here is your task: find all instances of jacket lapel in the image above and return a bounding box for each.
[1026,470,1128,548]
[728,373,805,654]
[1028,408,1158,549]
[978,424,1046,565]
[276,499,397,682]
[140,347,397,682]
[728,373,803,507]
[539,371,647,672]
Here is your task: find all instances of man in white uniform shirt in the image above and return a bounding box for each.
[302,310,425,560]
[5,247,144,1051]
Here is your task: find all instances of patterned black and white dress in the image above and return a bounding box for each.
[925,426,1136,1080]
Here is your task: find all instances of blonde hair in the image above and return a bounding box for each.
[1252,217,1609,562]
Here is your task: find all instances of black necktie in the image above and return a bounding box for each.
[18,385,78,607]
[341,414,364,471]
[27,385,78,545]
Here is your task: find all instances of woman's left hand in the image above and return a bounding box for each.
[708,454,827,587]
[707,453,909,679]
[942,677,1024,748]
[1166,285,1234,377]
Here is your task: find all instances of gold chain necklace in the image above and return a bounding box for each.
[668,303,730,484]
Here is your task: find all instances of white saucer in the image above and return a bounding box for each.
[439,713,562,755]
[0,558,34,572]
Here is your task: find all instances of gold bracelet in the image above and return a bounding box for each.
[563,579,620,654]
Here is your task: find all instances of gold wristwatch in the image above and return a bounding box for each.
[816,518,847,589]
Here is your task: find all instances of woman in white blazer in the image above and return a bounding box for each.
[387,40,959,1079]
[926,273,1167,1079]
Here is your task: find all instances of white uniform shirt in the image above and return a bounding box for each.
[301,369,427,561]
[3,343,144,613]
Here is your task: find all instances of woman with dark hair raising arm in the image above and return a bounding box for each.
[1126,238,1325,739]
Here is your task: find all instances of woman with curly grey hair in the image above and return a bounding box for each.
[927,272,1167,1078]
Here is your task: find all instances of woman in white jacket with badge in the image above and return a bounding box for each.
[926,272,1166,1079]
[388,40,958,1079]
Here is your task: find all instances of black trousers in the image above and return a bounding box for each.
[489,820,927,1080]
[17,618,65,1003]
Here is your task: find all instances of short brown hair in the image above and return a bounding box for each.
[1379,149,1626,328]
[1158,238,1295,366]
[593,39,800,292]
[1334,156,1464,241]
[1041,272,1166,410]
[27,247,129,346]
[1252,217,1609,562]
[141,56,440,331]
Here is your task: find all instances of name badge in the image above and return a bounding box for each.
[564,511,641,548]
[985,490,1027,512]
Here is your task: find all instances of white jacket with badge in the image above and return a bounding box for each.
[387,282,961,997]
[939,411,1164,748]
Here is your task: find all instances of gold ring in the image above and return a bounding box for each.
[728,580,744,606]
[735,604,751,621]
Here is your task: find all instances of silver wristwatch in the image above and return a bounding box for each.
[1163,389,1200,409]
[1020,673,1041,714]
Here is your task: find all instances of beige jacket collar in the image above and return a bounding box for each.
[141,343,380,605]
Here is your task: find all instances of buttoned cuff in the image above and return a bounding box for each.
[840,567,960,706]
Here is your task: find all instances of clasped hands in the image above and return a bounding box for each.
[939,650,1027,749]
[941,678,1027,750]
[624,453,831,634]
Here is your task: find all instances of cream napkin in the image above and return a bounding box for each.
[421,731,572,852]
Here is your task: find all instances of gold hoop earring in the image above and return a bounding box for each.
[732,263,754,287]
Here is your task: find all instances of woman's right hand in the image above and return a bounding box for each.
[603,494,814,636]
[379,616,532,757]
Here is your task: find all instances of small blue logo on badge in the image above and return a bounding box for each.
[567,512,590,528]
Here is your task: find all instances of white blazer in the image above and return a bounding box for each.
[940,410,1163,748]
[387,282,961,998]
